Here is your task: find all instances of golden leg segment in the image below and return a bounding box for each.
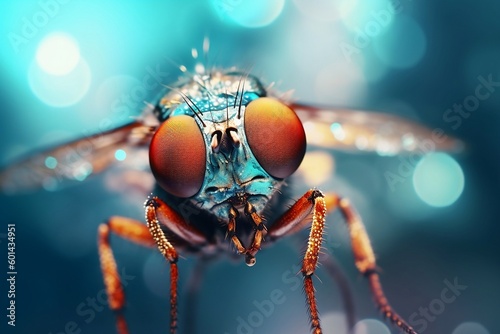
[98,216,156,334]
[146,200,180,334]
[338,197,418,334]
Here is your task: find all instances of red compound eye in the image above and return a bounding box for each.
[149,115,206,198]
[244,98,306,179]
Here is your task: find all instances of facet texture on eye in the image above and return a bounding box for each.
[244,98,306,179]
[149,115,206,198]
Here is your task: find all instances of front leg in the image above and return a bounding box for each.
[144,196,208,334]
[99,196,208,334]
[145,198,180,334]
[269,189,327,334]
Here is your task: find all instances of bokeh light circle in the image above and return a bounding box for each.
[44,156,58,169]
[298,150,335,187]
[114,149,127,161]
[453,322,490,334]
[373,15,427,69]
[28,57,91,107]
[36,32,81,76]
[354,318,391,334]
[321,312,348,333]
[211,0,285,28]
[413,153,464,207]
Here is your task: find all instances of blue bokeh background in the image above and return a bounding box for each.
[0,1,499,334]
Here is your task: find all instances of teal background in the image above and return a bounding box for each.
[0,1,499,333]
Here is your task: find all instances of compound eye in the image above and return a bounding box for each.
[244,98,306,179]
[149,115,206,198]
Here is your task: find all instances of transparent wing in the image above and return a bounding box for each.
[292,102,463,155]
[0,121,157,194]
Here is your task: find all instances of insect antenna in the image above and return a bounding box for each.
[178,91,206,127]
[233,76,243,109]
[237,79,245,119]
[236,67,253,119]
[225,89,230,127]
[194,82,215,125]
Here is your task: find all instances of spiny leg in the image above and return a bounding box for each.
[149,196,206,245]
[289,232,356,333]
[269,189,327,334]
[335,195,418,334]
[99,197,206,334]
[144,196,208,333]
[98,216,156,334]
[145,199,180,334]
[286,195,357,333]
[303,191,327,334]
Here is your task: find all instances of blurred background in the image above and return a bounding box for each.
[0,1,499,333]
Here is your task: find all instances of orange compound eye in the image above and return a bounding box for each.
[149,115,206,198]
[244,98,306,179]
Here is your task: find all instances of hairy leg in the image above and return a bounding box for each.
[98,216,155,334]
[335,195,417,334]
[269,189,327,333]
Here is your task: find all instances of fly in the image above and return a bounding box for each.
[0,40,461,334]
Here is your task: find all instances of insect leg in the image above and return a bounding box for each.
[269,189,327,334]
[277,194,358,332]
[334,195,418,334]
[145,199,182,334]
[227,206,247,254]
[147,196,206,245]
[321,194,357,332]
[244,202,267,266]
[144,196,210,333]
[98,216,156,334]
